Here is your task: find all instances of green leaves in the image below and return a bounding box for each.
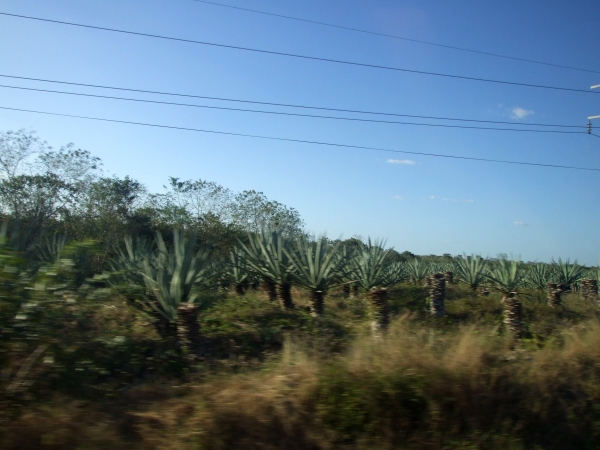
[524,263,550,290]
[350,239,393,291]
[235,229,295,286]
[485,258,526,294]
[453,254,487,290]
[405,258,431,286]
[139,230,212,321]
[550,257,585,289]
[285,236,346,292]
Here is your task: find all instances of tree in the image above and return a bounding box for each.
[232,190,304,237]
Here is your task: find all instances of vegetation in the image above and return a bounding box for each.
[2,129,600,449]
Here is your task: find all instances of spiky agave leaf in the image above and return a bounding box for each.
[453,254,488,290]
[486,258,526,294]
[228,247,249,286]
[551,257,585,290]
[106,235,155,295]
[406,258,431,286]
[350,238,393,291]
[285,236,346,292]
[524,262,550,290]
[38,234,67,264]
[141,230,212,321]
[381,261,409,286]
[236,229,295,286]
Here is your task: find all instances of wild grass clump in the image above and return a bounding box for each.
[197,318,600,450]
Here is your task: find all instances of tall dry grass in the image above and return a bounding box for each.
[3,290,600,449]
[197,317,600,449]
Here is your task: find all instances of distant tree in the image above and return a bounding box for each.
[232,190,304,237]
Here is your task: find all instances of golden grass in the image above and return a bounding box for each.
[3,288,600,449]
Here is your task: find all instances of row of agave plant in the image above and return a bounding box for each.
[100,230,600,355]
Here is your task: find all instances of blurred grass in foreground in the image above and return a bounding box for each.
[2,286,600,449]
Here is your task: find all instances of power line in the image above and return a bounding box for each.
[0,84,584,134]
[0,105,597,172]
[0,74,585,129]
[1,12,598,96]
[193,0,600,75]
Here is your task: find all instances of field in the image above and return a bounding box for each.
[3,281,600,450]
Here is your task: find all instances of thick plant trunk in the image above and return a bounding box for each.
[150,309,178,343]
[369,288,389,336]
[277,283,295,310]
[176,304,201,359]
[309,291,324,317]
[342,284,351,299]
[479,287,490,296]
[580,279,598,301]
[547,283,565,307]
[262,277,278,302]
[429,273,446,318]
[352,283,360,298]
[502,292,522,339]
[444,271,454,284]
[235,278,249,296]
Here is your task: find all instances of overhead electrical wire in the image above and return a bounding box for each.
[0,12,598,96]
[192,0,600,75]
[0,105,597,172]
[0,74,585,129]
[0,84,584,134]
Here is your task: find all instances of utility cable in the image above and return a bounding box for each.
[0,84,584,134]
[0,74,585,129]
[193,0,600,75]
[0,105,597,172]
[0,12,598,95]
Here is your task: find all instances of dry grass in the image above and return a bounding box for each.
[3,287,600,449]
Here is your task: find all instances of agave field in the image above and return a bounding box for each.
[106,228,600,350]
[2,223,600,448]
[1,130,600,449]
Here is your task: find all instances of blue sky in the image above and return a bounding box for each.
[1,0,599,263]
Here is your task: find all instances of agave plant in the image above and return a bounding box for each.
[453,254,488,291]
[285,236,347,316]
[406,258,430,286]
[485,258,526,338]
[486,258,526,294]
[524,262,550,291]
[228,247,250,295]
[381,261,409,287]
[350,238,393,332]
[545,258,585,307]
[38,234,67,264]
[551,257,585,291]
[236,229,296,309]
[140,230,212,357]
[351,238,392,291]
[334,244,357,298]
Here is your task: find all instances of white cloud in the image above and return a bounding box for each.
[387,159,416,165]
[465,199,475,203]
[392,195,404,200]
[510,107,534,120]
[514,221,530,227]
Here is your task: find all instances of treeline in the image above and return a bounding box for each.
[0,129,304,260]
